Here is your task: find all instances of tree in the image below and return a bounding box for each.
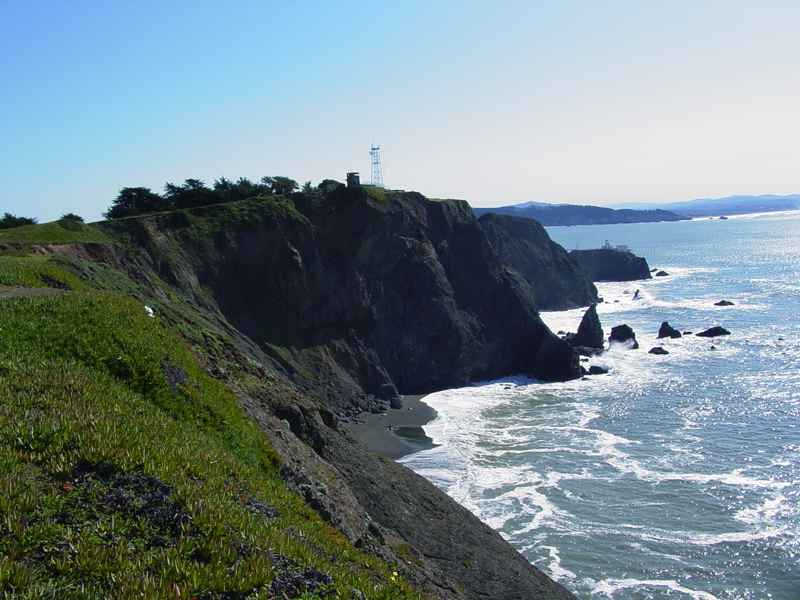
[317,179,344,194]
[260,176,298,196]
[103,187,167,219]
[163,179,217,209]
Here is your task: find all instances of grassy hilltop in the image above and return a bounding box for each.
[0,224,423,599]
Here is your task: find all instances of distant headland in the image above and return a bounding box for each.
[472,194,800,226]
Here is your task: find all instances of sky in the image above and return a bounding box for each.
[2,1,800,223]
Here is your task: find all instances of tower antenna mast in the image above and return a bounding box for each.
[370,143,384,188]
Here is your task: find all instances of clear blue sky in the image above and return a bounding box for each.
[2,1,799,222]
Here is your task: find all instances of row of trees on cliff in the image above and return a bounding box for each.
[104,176,346,219]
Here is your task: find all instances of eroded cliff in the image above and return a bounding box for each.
[100,188,581,415]
[478,212,599,310]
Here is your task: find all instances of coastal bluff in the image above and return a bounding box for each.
[8,187,586,599]
[101,187,583,416]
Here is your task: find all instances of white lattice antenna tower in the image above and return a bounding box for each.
[370,143,384,188]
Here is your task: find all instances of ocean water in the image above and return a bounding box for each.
[400,211,800,600]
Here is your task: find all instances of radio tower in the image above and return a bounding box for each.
[370,143,384,188]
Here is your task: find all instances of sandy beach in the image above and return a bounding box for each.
[344,395,439,460]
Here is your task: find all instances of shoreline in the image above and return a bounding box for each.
[344,394,439,460]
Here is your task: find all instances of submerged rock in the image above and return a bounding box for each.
[714,300,735,306]
[609,324,639,349]
[649,347,669,355]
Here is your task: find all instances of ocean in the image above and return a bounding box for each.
[400,211,800,600]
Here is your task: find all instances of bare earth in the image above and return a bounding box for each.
[0,285,63,299]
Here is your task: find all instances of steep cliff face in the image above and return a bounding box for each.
[478,212,599,310]
[3,241,580,600]
[568,248,652,282]
[101,189,581,414]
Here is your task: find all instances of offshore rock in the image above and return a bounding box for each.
[565,303,604,349]
[649,346,670,355]
[657,321,682,339]
[568,248,652,282]
[696,326,731,338]
[715,300,735,306]
[609,324,639,349]
[478,212,599,310]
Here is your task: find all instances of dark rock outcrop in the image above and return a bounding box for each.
[588,365,609,375]
[609,324,639,349]
[649,347,669,355]
[568,248,652,282]
[565,304,604,349]
[657,322,682,339]
[478,212,599,310]
[696,326,731,338]
[229,343,579,600]
[655,270,669,277]
[715,300,735,306]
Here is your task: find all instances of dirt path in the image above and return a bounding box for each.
[0,285,64,299]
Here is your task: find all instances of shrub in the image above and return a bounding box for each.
[0,212,38,229]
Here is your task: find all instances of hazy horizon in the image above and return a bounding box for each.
[3,1,800,222]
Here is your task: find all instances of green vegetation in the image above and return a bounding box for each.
[0,219,111,244]
[0,257,89,291]
[104,176,302,219]
[0,252,427,599]
[0,214,37,230]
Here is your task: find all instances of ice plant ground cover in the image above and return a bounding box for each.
[0,256,427,600]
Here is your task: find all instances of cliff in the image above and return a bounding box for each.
[478,212,599,310]
[0,189,583,599]
[99,188,581,415]
[568,248,652,282]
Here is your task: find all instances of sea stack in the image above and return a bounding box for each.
[566,304,604,350]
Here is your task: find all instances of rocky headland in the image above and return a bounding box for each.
[5,187,587,599]
[478,212,599,310]
[568,248,652,282]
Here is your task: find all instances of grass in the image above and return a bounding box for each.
[0,257,89,291]
[0,219,111,244]
[0,287,428,599]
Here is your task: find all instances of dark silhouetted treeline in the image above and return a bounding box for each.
[103,176,323,219]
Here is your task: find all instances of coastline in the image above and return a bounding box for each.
[344,394,439,460]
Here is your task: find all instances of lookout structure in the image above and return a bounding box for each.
[370,144,384,188]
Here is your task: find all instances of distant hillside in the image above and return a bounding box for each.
[472,203,689,226]
[607,194,800,216]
